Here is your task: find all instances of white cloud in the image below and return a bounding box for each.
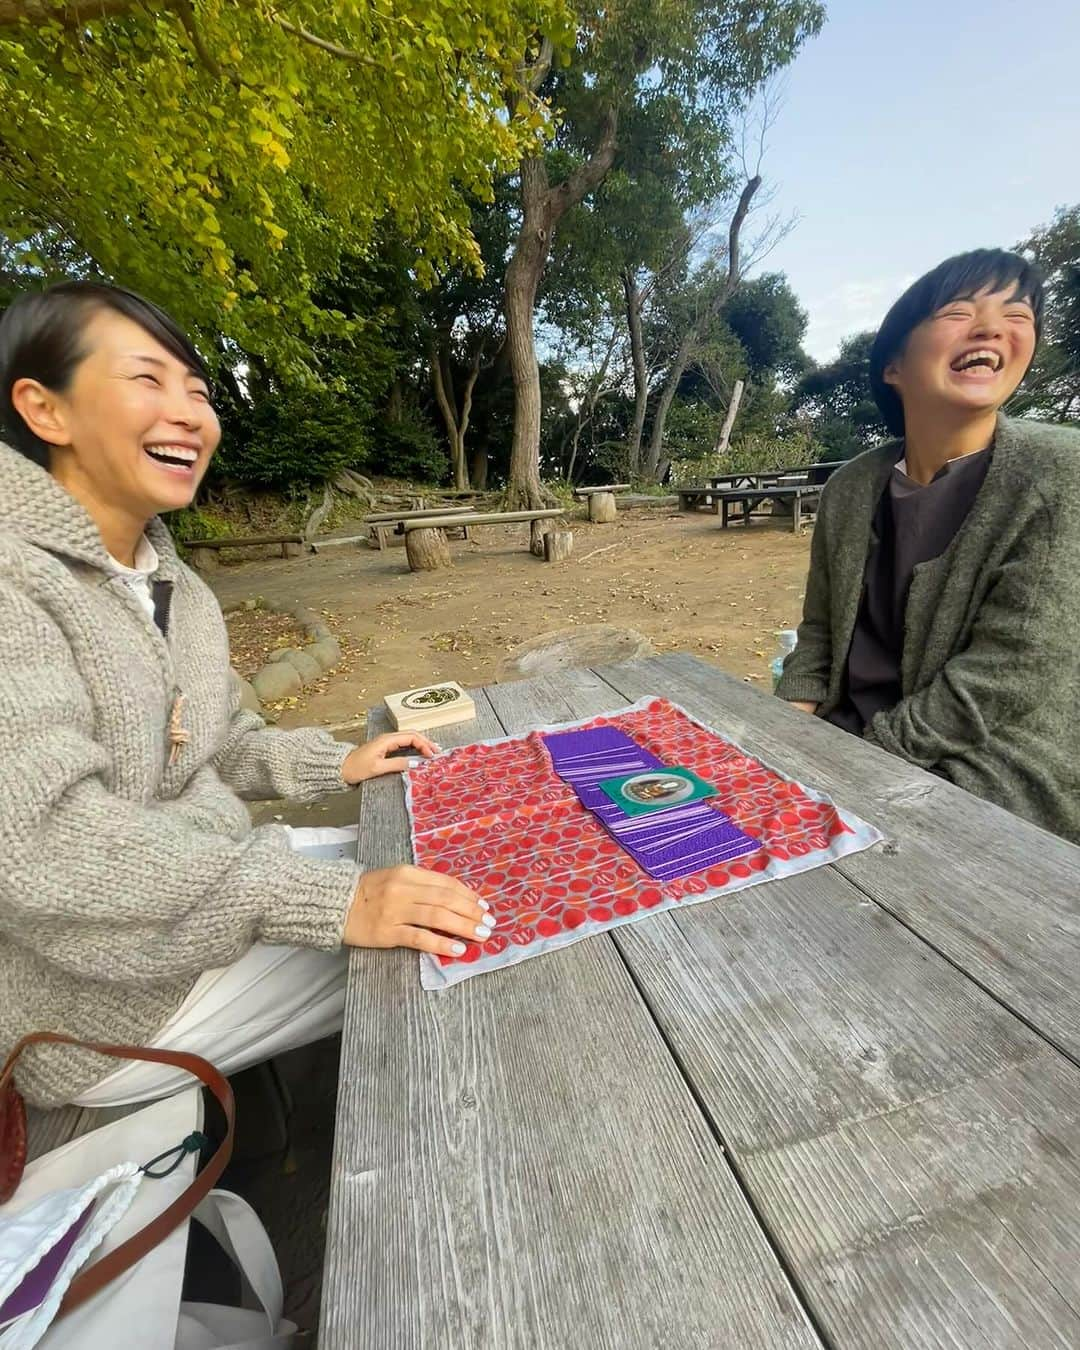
[803,274,915,364]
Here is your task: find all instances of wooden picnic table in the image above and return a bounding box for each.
[322,653,1080,1349]
[720,482,822,531]
[706,461,843,492]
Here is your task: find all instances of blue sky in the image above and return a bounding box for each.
[759,0,1080,361]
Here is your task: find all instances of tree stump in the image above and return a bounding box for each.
[530,517,555,557]
[588,491,617,523]
[543,530,573,563]
[405,526,451,572]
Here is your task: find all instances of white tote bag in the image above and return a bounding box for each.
[0,1090,294,1350]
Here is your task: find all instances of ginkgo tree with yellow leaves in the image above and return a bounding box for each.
[0,0,573,376]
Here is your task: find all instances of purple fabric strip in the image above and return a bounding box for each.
[542,726,759,881]
[0,1202,95,1324]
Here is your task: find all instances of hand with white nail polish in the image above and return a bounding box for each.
[341,732,439,784]
[343,864,490,958]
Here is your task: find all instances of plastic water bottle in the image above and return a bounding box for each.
[770,629,798,690]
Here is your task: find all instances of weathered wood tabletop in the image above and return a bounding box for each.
[322,653,1080,1349]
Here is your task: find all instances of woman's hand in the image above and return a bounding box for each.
[341,732,440,784]
[788,700,819,715]
[344,865,491,958]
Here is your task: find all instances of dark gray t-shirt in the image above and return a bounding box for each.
[828,447,992,736]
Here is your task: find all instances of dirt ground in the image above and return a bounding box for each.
[209,504,812,732]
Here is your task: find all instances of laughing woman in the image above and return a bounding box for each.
[0,282,491,1109]
[776,250,1080,842]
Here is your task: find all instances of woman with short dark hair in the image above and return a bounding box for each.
[0,282,491,1108]
[776,249,1080,841]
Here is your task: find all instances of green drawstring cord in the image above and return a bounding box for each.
[141,1131,208,1179]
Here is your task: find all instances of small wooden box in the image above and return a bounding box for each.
[384,681,476,732]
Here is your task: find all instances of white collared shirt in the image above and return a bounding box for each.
[105,534,160,621]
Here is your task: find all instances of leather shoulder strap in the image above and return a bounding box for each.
[4,1031,235,1316]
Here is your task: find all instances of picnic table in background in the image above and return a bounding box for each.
[719,482,822,531]
[321,653,1080,1349]
[677,461,843,514]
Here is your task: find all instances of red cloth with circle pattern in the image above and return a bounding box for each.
[406,697,880,989]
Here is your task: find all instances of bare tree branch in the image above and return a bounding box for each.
[274,17,382,69]
[174,0,219,75]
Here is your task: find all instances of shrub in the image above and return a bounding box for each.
[364,410,447,483]
[215,388,368,488]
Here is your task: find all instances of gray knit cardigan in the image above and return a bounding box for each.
[0,444,359,1107]
[777,414,1080,842]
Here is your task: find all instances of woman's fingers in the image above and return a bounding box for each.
[383,731,440,758]
[410,901,494,945]
[400,926,472,958]
[401,866,486,913]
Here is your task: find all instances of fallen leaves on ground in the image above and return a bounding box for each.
[225,609,307,680]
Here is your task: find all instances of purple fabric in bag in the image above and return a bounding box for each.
[0,1203,95,1325]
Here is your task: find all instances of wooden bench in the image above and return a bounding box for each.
[677,487,723,513]
[719,484,821,532]
[183,533,305,570]
[571,483,630,499]
[400,509,566,572]
[362,506,474,552]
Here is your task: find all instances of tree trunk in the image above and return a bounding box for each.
[530,516,555,557]
[386,377,403,423]
[503,98,619,510]
[623,269,648,475]
[714,379,745,457]
[406,527,451,572]
[429,342,474,491]
[503,158,550,511]
[642,176,762,481]
[471,446,488,491]
[303,483,334,541]
[644,329,696,479]
[588,491,617,523]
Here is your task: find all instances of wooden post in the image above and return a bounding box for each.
[530,518,555,557]
[543,530,573,563]
[588,491,617,524]
[713,379,745,457]
[406,526,451,572]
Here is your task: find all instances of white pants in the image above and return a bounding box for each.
[74,827,354,1108]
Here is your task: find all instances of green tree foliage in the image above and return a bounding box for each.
[1014,205,1080,422]
[217,387,368,488]
[0,0,572,377]
[792,330,887,458]
[721,272,809,379]
[500,0,825,504]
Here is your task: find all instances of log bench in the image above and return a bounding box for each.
[572,484,628,523]
[400,509,566,572]
[183,533,306,570]
[362,506,474,552]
